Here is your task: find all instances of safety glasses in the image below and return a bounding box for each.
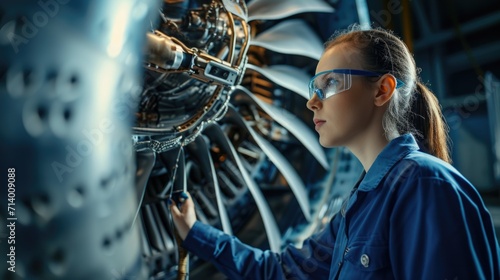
[308,69,405,100]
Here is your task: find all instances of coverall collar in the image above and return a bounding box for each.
[357,133,419,192]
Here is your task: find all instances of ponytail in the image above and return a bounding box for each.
[411,82,451,163]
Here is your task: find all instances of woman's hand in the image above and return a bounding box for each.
[169,191,197,240]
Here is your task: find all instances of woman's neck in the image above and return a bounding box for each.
[347,128,391,172]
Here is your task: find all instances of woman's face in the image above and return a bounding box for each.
[306,44,378,147]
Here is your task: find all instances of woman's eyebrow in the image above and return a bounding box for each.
[318,72,331,84]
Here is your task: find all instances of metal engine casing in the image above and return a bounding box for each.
[0,1,158,279]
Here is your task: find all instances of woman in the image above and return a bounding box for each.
[169,26,500,279]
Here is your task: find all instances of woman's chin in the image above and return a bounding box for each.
[319,136,341,148]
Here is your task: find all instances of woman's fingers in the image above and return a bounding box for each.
[177,191,192,212]
[169,198,182,216]
[169,191,197,240]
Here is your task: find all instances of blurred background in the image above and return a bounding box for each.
[0,0,499,279]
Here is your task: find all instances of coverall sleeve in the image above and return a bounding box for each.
[389,177,500,279]
[182,212,342,280]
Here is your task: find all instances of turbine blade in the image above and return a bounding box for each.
[132,151,156,227]
[188,136,233,235]
[234,86,329,170]
[224,106,312,222]
[251,19,324,60]
[246,64,310,99]
[135,150,156,199]
[143,204,166,251]
[248,0,334,21]
[204,123,282,252]
[158,147,186,195]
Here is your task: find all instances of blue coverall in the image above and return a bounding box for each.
[183,134,500,279]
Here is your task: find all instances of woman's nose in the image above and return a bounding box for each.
[306,94,321,111]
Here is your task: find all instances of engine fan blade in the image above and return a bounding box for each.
[224,106,312,222]
[204,123,282,252]
[251,19,324,60]
[157,147,186,197]
[132,150,157,229]
[248,0,334,21]
[233,86,329,170]
[187,136,234,235]
[135,151,156,201]
[246,64,310,99]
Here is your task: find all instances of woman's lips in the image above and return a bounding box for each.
[313,119,325,130]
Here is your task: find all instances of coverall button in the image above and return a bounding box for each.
[360,254,369,267]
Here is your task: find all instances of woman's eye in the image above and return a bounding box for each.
[325,78,339,89]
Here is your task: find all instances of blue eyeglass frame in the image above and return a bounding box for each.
[308,68,405,100]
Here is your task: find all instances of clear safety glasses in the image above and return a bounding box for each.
[308,69,405,100]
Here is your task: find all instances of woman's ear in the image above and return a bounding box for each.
[374,74,397,107]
